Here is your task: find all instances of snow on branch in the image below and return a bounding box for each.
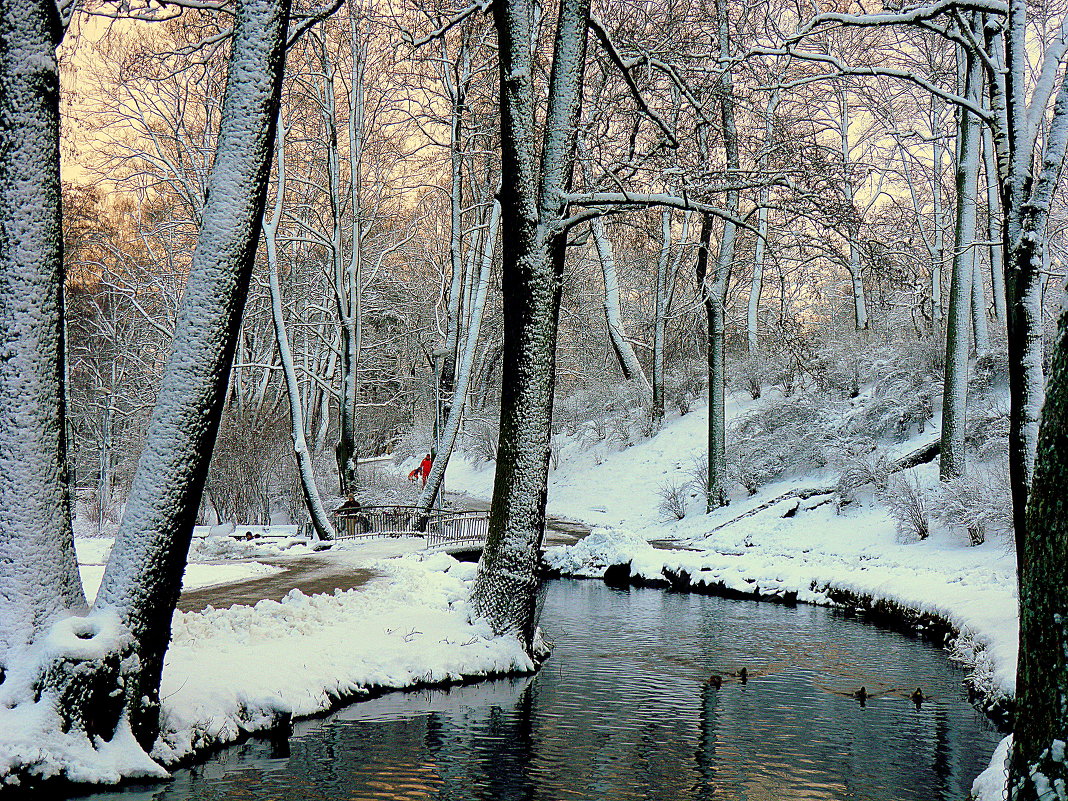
[588,16,678,148]
[405,0,493,48]
[748,46,993,120]
[790,0,1007,40]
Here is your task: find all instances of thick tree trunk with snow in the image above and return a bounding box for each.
[1009,283,1068,800]
[471,0,590,651]
[76,0,291,749]
[592,217,651,399]
[940,50,981,481]
[0,1,87,668]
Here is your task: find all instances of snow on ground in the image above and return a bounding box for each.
[0,549,530,787]
[450,391,1018,799]
[152,551,530,765]
[75,536,290,605]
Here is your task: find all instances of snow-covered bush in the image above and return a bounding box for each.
[731,353,766,399]
[835,445,891,504]
[935,464,1013,546]
[843,366,936,439]
[965,398,1010,461]
[880,472,930,541]
[970,348,1010,396]
[726,395,831,493]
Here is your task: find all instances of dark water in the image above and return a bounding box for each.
[80,580,1003,801]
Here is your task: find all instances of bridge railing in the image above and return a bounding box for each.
[332,505,489,551]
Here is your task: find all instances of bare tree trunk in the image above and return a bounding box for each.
[0,0,86,668]
[701,0,737,513]
[85,0,291,749]
[592,216,651,399]
[471,0,590,651]
[940,44,981,481]
[748,92,778,355]
[652,210,671,420]
[1010,273,1068,801]
[265,116,335,541]
[420,199,501,512]
[983,125,1007,322]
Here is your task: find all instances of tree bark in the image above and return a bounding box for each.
[0,0,86,668]
[86,0,291,749]
[471,0,590,651]
[1009,276,1068,800]
[940,44,981,481]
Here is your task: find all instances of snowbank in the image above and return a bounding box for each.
[0,552,531,788]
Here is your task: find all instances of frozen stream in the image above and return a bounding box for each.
[77,579,1003,801]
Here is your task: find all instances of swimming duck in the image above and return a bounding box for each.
[707,674,723,689]
[854,687,868,705]
[738,667,748,685]
[911,688,926,708]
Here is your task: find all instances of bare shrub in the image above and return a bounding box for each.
[965,398,1010,462]
[880,473,930,542]
[935,463,1013,545]
[690,454,710,499]
[732,354,767,399]
[657,480,690,520]
[464,417,499,461]
[664,359,705,415]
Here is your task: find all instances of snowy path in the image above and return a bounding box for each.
[176,555,380,612]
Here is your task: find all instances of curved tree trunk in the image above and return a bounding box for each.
[591,216,651,401]
[265,116,335,541]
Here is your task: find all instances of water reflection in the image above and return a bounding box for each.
[75,580,1002,801]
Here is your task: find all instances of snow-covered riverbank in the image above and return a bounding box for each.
[449,393,1018,799]
[0,551,531,788]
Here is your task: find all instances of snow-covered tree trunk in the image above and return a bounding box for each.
[471,0,590,651]
[1010,273,1068,801]
[82,0,291,750]
[701,0,737,513]
[932,101,946,327]
[265,115,335,541]
[940,46,981,481]
[971,248,989,351]
[592,216,651,398]
[0,0,87,669]
[846,240,868,331]
[419,199,501,513]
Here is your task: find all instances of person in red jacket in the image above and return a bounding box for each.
[408,453,433,486]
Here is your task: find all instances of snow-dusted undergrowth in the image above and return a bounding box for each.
[0,552,531,788]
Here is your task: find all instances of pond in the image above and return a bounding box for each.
[78,579,1004,801]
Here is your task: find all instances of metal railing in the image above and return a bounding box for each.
[332,505,489,551]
